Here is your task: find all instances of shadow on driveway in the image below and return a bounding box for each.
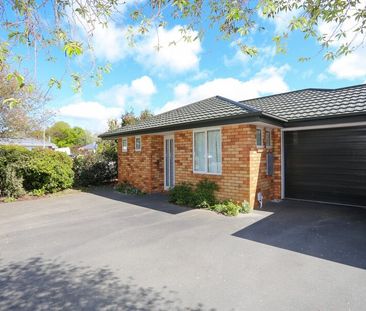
[84,186,191,215]
[233,200,366,269]
[0,257,214,311]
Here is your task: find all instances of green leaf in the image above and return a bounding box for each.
[48,78,62,89]
[64,41,83,57]
[2,98,21,108]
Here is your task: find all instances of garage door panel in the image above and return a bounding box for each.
[285,126,366,206]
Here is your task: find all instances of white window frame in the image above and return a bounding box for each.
[265,129,272,148]
[256,128,264,147]
[122,137,128,152]
[135,136,142,152]
[192,127,222,175]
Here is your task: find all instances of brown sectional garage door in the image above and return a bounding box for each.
[284,126,366,206]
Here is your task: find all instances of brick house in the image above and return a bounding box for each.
[100,84,366,208]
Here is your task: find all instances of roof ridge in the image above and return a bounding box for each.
[215,95,260,113]
[152,96,221,118]
[240,83,366,103]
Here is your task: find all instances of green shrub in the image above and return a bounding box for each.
[23,149,74,193]
[0,165,25,198]
[210,200,242,216]
[193,179,219,207]
[115,181,144,195]
[168,182,195,206]
[0,146,74,197]
[3,197,16,203]
[168,179,250,216]
[240,200,251,214]
[168,179,219,208]
[73,154,117,187]
[30,188,46,197]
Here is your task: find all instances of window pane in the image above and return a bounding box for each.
[266,130,271,146]
[135,137,141,150]
[194,132,205,171]
[207,130,221,173]
[256,129,262,146]
[122,138,127,151]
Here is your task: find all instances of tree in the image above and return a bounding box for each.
[1,0,366,92]
[97,119,120,163]
[121,110,138,127]
[46,121,93,147]
[121,109,154,127]
[0,66,50,137]
[139,109,154,122]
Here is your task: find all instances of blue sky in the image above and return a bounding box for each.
[30,2,366,133]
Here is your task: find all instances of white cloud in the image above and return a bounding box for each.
[318,1,366,80]
[328,47,366,80]
[59,101,121,120]
[91,22,129,62]
[56,75,156,132]
[57,101,122,132]
[224,44,276,69]
[272,10,300,33]
[158,65,290,113]
[133,26,202,74]
[317,73,328,82]
[97,75,156,109]
[258,7,301,33]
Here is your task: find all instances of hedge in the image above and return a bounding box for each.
[0,146,74,197]
[73,153,117,187]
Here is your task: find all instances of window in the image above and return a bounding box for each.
[256,128,263,147]
[193,129,222,174]
[122,137,127,152]
[266,129,272,148]
[266,153,274,176]
[135,136,141,151]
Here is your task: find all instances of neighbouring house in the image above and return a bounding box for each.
[78,142,97,153]
[100,83,366,208]
[55,147,72,156]
[0,137,57,150]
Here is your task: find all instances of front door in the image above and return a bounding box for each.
[164,135,175,190]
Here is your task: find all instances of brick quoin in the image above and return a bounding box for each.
[118,124,281,208]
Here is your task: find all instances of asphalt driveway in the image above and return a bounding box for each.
[0,188,365,311]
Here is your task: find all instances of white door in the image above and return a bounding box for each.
[164,136,175,190]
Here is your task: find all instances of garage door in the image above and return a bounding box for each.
[284,126,366,206]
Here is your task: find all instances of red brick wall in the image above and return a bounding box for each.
[118,135,164,193]
[174,125,281,207]
[117,124,282,208]
[248,127,281,208]
[174,125,251,202]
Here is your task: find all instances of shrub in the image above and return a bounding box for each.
[3,197,16,203]
[22,149,74,193]
[210,200,241,216]
[240,200,251,214]
[193,179,219,207]
[0,165,25,198]
[115,181,144,195]
[0,146,74,197]
[168,179,218,208]
[168,182,195,206]
[73,154,117,187]
[30,188,46,197]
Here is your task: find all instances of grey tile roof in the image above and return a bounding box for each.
[240,84,366,121]
[100,84,366,138]
[100,96,258,137]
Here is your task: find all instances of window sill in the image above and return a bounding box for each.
[193,171,222,176]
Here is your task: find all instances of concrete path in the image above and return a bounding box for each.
[0,188,365,310]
